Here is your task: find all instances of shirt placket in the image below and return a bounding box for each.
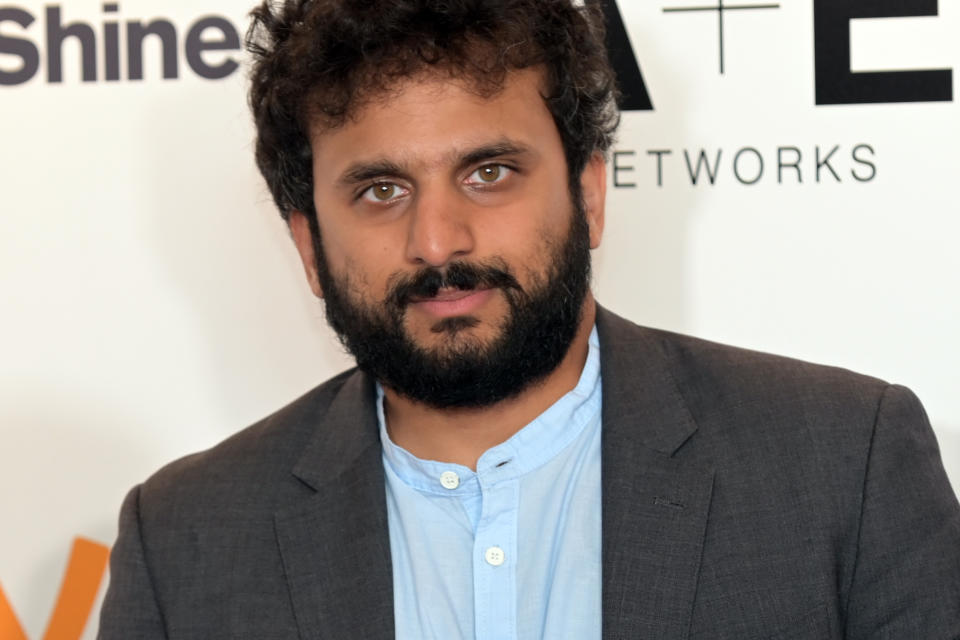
[473,473,519,640]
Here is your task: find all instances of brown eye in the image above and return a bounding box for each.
[373,184,396,200]
[361,182,404,203]
[479,165,501,182]
[468,164,511,186]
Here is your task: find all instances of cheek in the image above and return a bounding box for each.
[316,212,399,290]
[480,223,560,286]
[332,239,407,303]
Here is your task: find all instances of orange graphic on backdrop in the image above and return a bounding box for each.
[0,537,109,640]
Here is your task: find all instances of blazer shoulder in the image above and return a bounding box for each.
[661,328,888,414]
[600,307,889,407]
[137,367,362,510]
[597,306,896,448]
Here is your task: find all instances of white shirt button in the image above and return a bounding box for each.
[484,546,506,567]
[439,471,460,490]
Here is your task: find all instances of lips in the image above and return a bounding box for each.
[411,287,481,303]
[409,287,494,318]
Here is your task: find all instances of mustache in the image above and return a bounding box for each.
[386,261,522,309]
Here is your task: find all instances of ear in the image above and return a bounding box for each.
[579,152,607,249]
[288,210,324,298]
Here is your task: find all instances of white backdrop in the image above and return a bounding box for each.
[1,0,957,637]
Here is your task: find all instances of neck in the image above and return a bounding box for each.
[381,296,597,471]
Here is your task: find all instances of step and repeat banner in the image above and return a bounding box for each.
[1,0,957,637]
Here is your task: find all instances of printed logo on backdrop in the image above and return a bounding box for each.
[0,538,108,640]
[0,0,953,187]
[2,2,951,96]
[0,4,241,84]
[598,0,953,189]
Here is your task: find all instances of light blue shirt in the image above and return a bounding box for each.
[378,327,602,640]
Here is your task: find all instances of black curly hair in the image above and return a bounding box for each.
[246,0,619,222]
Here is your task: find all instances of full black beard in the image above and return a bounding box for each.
[311,202,591,409]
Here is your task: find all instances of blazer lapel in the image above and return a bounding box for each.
[597,309,715,640]
[274,371,394,640]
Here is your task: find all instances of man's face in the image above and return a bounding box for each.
[290,68,605,407]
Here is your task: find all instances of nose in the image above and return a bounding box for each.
[404,184,476,267]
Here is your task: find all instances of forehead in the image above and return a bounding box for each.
[308,68,562,174]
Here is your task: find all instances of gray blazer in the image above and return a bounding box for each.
[99,308,960,639]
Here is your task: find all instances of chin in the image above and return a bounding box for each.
[411,317,498,350]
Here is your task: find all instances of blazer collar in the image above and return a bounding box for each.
[276,370,395,640]
[595,306,701,456]
[290,370,381,490]
[597,307,715,640]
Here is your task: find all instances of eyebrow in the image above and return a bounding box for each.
[459,140,532,167]
[338,160,407,187]
[336,139,534,187]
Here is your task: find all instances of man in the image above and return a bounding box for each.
[99,0,960,638]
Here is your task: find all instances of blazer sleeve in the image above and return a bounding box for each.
[844,384,960,638]
[97,485,168,639]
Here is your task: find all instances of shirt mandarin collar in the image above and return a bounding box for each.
[378,326,601,496]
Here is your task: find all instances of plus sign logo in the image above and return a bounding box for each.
[598,0,952,108]
[662,0,780,75]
